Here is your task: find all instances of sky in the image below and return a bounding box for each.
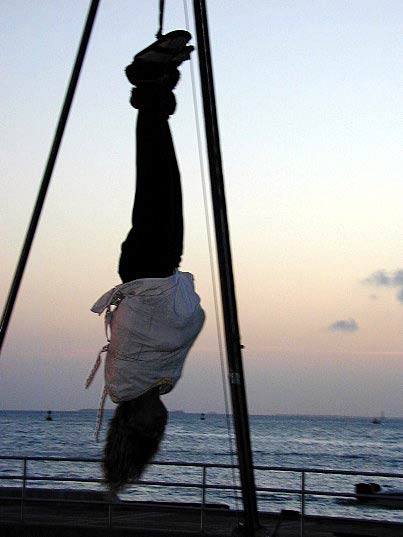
[0,0,402,416]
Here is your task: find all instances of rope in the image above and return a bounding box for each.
[183,0,241,515]
[94,386,108,441]
[156,0,165,39]
[85,343,109,441]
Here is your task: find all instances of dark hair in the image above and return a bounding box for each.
[103,390,167,493]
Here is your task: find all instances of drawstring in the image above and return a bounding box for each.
[85,304,115,441]
[87,286,126,440]
[85,344,109,389]
[85,303,113,390]
[95,386,108,442]
[85,344,109,441]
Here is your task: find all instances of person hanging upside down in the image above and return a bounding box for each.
[87,31,205,494]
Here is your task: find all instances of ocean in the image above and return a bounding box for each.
[0,411,402,523]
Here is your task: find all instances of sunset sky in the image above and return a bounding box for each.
[1,0,402,416]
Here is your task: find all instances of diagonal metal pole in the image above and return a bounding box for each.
[0,0,100,354]
[193,1,267,535]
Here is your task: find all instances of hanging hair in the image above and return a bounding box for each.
[103,391,168,493]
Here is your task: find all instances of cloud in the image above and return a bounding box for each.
[328,318,359,333]
[363,269,403,304]
[363,269,403,288]
[364,270,391,287]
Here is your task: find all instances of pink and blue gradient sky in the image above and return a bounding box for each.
[1,1,402,415]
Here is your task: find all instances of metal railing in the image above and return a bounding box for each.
[0,455,402,535]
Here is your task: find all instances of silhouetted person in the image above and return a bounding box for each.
[87,31,204,494]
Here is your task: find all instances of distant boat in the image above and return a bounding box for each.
[200,413,205,421]
[372,411,385,424]
[46,411,53,422]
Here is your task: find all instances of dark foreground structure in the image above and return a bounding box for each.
[0,491,402,537]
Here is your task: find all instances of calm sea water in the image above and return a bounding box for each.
[0,411,402,522]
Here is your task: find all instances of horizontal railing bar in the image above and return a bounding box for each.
[0,495,108,505]
[1,481,401,501]
[8,476,102,484]
[1,469,400,482]
[1,456,401,479]
[1,487,400,503]
[21,478,204,489]
[0,476,205,487]
[257,488,368,499]
[1,475,402,490]
[0,456,219,467]
[253,466,403,478]
[298,489,403,500]
[0,495,228,509]
[0,456,101,463]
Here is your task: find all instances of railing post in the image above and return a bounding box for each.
[200,465,207,532]
[108,500,112,528]
[300,471,305,537]
[20,458,27,522]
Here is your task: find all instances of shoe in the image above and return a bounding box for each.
[126,30,193,86]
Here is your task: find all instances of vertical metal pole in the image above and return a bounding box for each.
[108,501,112,528]
[0,0,100,354]
[200,465,207,531]
[300,471,305,537]
[193,1,261,535]
[20,458,27,522]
